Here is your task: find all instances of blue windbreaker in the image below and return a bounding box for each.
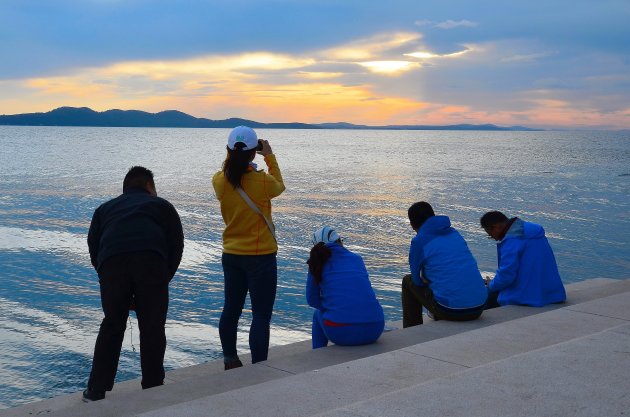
[489,219,566,306]
[409,216,487,309]
[306,244,384,324]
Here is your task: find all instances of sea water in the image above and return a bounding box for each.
[0,126,628,408]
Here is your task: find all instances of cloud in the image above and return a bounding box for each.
[25,77,113,98]
[1,10,629,130]
[358,61,421,75]
[320,32,421,61]
[500,52,554,63]
[293,71,345,80]
[414,19,432,27]
[404,48,472,60]
[434,20,478,29]
[3,32,439,124]
[108,53,315,79]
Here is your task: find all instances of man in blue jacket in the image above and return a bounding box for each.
[83,166,184,402]
[480,211,566,308]
[402,202,487,327]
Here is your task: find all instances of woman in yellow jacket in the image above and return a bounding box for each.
[212,126,285,370]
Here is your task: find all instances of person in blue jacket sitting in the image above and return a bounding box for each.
[305,226,385,349]
[480,211,566,308]
[402,202,487,327]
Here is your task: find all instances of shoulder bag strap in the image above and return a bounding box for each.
[236,187,277,242]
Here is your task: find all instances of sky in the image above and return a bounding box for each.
[1,0,629,129]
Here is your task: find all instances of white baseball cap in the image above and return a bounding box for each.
[311,226,341,246]
[227,126,258,150]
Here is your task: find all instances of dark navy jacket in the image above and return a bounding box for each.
[87,187,184,278]
[409,215,487,309]
[489,219,566,306]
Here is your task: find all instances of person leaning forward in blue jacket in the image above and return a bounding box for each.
[480,211,566,308]
[402,202,487,328]
[306,226,385,349]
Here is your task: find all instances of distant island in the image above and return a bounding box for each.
[0,107,540,131]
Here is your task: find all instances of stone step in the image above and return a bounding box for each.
[3,278,628,417]
[314,322,630,417]
[133,288,630,417]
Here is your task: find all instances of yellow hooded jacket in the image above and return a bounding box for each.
[212,154,285,255]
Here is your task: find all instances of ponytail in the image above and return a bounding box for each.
[223,143,256,188]
[307,242,332,284]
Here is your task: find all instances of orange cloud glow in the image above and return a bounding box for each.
[2,36,435,124]
[322,32,421,60]
[359,61,420,75]
[1,30,627,129]
[26,78,114,98]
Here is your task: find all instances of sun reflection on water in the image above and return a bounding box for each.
[1,126,628,408]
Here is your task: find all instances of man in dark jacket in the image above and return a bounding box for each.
[480,211,565,308]
[83,166,184,402]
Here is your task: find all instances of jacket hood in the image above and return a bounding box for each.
[505,219,545,240]
[419,215,451,236]
[523,221,545,239]
[326,242,345,250]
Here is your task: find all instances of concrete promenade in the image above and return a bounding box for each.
[2,277,629,416]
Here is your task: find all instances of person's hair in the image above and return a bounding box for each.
[480,211,509,229]
[307,242,333,284]
[222,143,257,188]
[408,201,435,230]
[123,166,154,191]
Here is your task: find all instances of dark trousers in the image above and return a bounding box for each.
[401,274,483,328]
[219,252,277,364]
[87,251,170,391]
[484,288,501,309]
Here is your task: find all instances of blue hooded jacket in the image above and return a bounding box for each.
[489,219,566,306]
[409,216,487,309]
[306,244,384,324]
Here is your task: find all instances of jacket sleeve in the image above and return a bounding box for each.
[489,239,521,292]
[305,271,323,310]
[165,202,185,279]
[212,171,224,199]
[263,154,286,199]
[408,237,426,287]
[87,208,101,270]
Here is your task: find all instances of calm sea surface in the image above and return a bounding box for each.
[0,126,628,408]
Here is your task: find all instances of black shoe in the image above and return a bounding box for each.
[224,359,243,370]
[82,389,105,402]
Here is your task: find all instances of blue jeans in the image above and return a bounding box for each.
[219,252,277,363]
[311,310,384,349]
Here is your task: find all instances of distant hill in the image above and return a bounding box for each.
[317,122,538,131]
[0,107,540,131]
[0,107,316,129]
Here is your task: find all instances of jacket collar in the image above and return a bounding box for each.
[123,187,150,195]
[497,217,519,241]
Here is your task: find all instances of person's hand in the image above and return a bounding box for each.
[257,139,273,156]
